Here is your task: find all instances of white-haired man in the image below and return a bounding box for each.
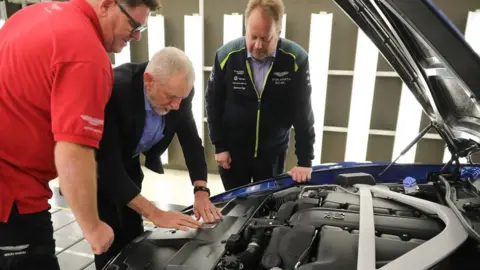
[94,46,222,269]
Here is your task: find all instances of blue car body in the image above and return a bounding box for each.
[211,162,480,203]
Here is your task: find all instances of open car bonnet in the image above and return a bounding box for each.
[334,0,480,159]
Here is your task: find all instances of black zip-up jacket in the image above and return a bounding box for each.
[205,37,315,167]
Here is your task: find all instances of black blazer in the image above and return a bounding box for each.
[95,62,207,206]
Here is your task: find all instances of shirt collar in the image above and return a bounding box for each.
[70,0,105,48]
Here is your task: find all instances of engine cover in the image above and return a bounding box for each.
[297,225,428,270]
[289,190,444,240]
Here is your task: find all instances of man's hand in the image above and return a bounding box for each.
[83,221,115,255]
[127,194,201,231]
[193,191,222,223]
[288,166,312,183]
[55,141,115,255]
[149,209,202,231]
[215,151,231,169]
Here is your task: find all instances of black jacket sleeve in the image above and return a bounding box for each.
[292,58,315,167]
[96,100,141,206]
[205,53,227,154]
[176,89,208,183]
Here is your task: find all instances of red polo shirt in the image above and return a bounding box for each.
[0,0,113,222]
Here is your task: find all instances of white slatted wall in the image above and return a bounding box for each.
[0,0,6,28]
[308,12,333,164]
[184,13,204,145]
[101,6,480,166]
[344,29,379,162]
[147,15,168,163]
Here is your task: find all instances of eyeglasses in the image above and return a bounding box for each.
[116,1,148,34]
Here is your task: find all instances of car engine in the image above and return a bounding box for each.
[213,172,480,270]
[104,170,480,270]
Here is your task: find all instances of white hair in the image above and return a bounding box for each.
[145,46,195,88]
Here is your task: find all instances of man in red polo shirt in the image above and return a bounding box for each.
[0,0,161,269]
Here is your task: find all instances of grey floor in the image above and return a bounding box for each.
[49,187,186,270]
[48,168,225,270]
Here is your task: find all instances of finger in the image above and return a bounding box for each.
[205,207,216,222]
[180,219,200,229]
[205,209,215,223]
[175,224,189,232]
[194,208,201,220]
[181,215,202,227]
[292,172,298,182]
[215,207,223,218]
[107,238,114,249]
[199,207,209,222]
[200,209,211,223]
[212,207,222,220]
[93,246,103,255]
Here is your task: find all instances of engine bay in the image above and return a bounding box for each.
[104,170,480,270]
[214,172,480,270]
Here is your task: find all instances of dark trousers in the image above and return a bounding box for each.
[94,194,144,270]
[219,150,287,192]
[0,204,60,270]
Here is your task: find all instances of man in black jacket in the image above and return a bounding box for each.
[95,47,222,269]
[205,0,315,191]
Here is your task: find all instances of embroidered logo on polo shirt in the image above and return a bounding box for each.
[80,115,104,126]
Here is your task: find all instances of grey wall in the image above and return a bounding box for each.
[4,0,480,174]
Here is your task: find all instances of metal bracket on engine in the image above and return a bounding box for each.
[354,184,468,270]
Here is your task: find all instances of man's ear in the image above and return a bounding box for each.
[98,0,116,16]
[143,72,154,92]
[144,72,154,84]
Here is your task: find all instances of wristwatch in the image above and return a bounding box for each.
[194,186,210,196]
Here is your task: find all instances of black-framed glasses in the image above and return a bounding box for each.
[116,1,148,34]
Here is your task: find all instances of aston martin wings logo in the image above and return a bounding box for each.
[80,115,104,126]
[273,71,289,77]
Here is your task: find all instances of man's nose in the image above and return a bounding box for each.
[171,99,181,110]
[131,31,141,41]
[254,39,263,49]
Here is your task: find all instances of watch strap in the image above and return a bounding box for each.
[194,186,210,196]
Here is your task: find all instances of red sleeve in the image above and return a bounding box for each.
[50,62,113,148]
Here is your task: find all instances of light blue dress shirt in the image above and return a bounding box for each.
[247,49,276,94]
[133,87,166,157]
